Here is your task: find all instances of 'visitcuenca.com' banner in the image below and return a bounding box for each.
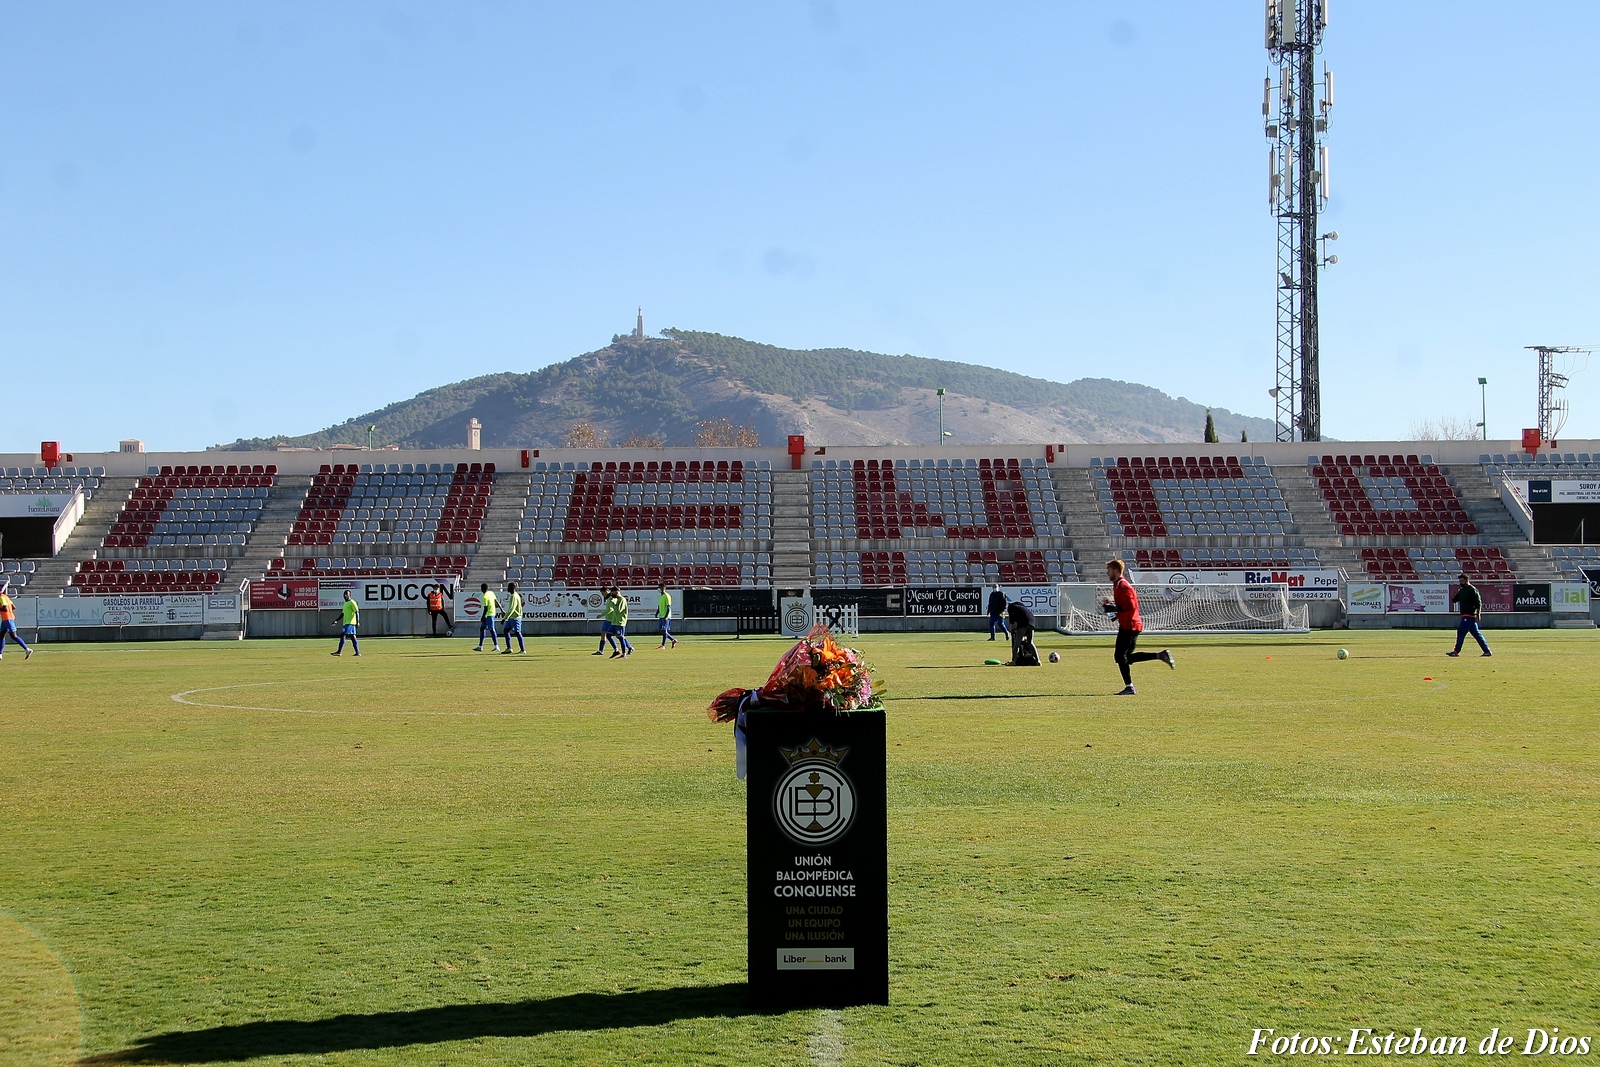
[455,587,680,624]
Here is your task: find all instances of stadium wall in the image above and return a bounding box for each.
[7,438,1599,476]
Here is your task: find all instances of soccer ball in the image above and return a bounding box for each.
[1337,648,1349,660]
[1048,651,1060,663]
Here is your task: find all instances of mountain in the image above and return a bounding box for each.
[213,330,1276,450]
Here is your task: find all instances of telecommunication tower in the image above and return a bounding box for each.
[1526,345,1590,442]
[1265,0,1334,442]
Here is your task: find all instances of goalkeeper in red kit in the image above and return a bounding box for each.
[1101,559,1173,695]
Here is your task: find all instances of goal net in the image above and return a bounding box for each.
[1054,582,1309,635]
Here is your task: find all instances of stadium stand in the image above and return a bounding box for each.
[70,557,231,594]
[1551,546,1600,583]
[1308,453,1476,538]
[101,464,277,550]
[812,549,1077,587]
[267,555,469,578]
[1131,547,1321,570]
[1481,451,1599,477]
[1091,455,1289,537]
[810,457,1063,540]
[0,465,105,499]
[0,559,38,592]
[503,551,755,588]
[514,460,772,544]
[286,462,491,548]
[1353,546,1513,580]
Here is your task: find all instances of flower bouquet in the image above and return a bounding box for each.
[708,624,885,722]
[708,625,885,778]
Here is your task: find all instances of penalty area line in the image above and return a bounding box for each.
[169,678,531,718]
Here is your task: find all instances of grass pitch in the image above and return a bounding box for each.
[1,628,1597,1066]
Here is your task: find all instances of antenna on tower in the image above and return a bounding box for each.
[1264,0,1333,442]
[1526,345,1591,443]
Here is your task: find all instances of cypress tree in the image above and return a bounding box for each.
[1204,410,1219,443]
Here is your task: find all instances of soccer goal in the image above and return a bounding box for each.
[1054,582,1310,635]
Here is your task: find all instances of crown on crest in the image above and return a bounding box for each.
[781,738,849,766]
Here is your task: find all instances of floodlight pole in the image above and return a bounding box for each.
[1477,377,1488,440]
[1526,346,1587,443]
[936,388,945,444]
[1266,0,1332,442]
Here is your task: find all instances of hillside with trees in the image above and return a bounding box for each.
[214,330,1275,450]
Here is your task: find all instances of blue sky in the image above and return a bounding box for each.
[3,1,1597,452]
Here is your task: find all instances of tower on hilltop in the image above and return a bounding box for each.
[634,307,645,341]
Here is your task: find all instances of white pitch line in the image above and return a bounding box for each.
[169,678,531,717]
[807,1009,844,1067]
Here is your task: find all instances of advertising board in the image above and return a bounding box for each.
[1523,479,1600,504]
[1346,583,1386,614]
[992,584,1059,618]
[318,577,459,611]
[1136,568,1341,601]
[34,595,205,627]
[1385,583,1451,614]
[812,588,904,618]
[250,579,319,610]
[903,586,983,616]
[0,493,78,518]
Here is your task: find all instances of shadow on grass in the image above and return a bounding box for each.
[81,982,759,1064]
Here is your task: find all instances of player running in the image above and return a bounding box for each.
[474,583,500,652]
[1101,559,1173,695]
[0,580,32,661]
[500,582,525,654]
[604,588,634,658]
[656,584,677,649]
[331,590,360,657]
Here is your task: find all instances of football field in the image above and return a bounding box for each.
[2,628,1597,1066]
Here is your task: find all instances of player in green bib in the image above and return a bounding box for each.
[499,582,525,654]
[331,591,360,656]
[603,588,633,658]
[474,583,500,652]
[656,584,677,649]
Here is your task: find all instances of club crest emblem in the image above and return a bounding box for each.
[773,738,857,846]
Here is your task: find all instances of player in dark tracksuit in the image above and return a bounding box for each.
[1446,574,1492,657]
[986,588,1009,641]
[1101,559,1173,695]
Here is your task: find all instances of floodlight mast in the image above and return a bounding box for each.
[1265,0,1332,442]
[1527,345,1589,442]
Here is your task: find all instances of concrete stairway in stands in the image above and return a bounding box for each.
[1268,465,1363,578]
[27,478,137,596]
[464,471,532,591]
[1447,463,1560,581]
[1048,466,1113,569]
[769,469,813,587]
[230,475,312,583]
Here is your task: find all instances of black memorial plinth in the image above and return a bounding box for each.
[745,708,888,1008]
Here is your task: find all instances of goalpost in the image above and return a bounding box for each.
[1054,582,1309,635]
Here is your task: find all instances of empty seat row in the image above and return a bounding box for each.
[1132,547,1319,569]
[811,458,1063,541]
[289,467,491,547]
[1097,456,1290,538]
[812,549,1077,588]
[519,464,773,545]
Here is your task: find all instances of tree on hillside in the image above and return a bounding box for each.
[1204,410,1219,443]
[564,421,609,448]
[693,417,760,447]
[1240,430,1249,443]
[619,430,664,447]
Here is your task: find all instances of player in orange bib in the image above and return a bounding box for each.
[0,579,31,661]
